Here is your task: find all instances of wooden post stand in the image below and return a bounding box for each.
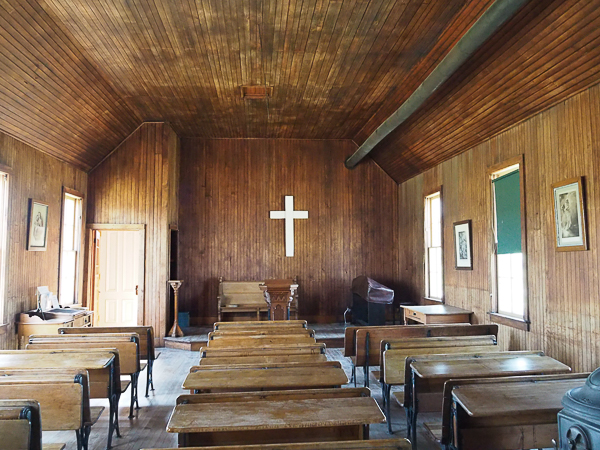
[168,280,184,337]
[260,279,298,321]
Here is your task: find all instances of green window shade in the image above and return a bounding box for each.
[493,171,521,254]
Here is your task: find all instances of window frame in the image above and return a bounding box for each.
[424,187,444,303]
[487,155,529,331]
[0,164,10,330]
[59,187,84,306]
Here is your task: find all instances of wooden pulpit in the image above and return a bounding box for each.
[259,279,298,321]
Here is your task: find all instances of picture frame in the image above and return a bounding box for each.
[453,219,473,270]
[27,199,48,251]
[552,177,587,251]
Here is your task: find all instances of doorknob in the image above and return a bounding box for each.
[136,285,139,295]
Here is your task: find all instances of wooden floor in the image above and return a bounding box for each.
[42,347,440,450]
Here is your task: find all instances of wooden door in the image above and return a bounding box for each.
[97,230,140,326]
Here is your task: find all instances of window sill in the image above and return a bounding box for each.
[488,312,530,331]
[423,297,444,304]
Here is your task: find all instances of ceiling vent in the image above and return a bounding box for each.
[240,85,272,99]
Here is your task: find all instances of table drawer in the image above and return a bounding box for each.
[406,309,426,323]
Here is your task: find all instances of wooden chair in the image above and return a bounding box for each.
[60,325,159,397]
[170,388,384,446]
[198,353,327,366]
[27,333,142,419]
[206,335,316,348]
[0,369,103,450]
[348,324,498,387]
[199,344,326,358]
[140,438,411,449]
[378,335,499,432]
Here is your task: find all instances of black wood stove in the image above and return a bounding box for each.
[558,367,600,449]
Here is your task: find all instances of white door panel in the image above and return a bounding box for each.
[98,230,139,326]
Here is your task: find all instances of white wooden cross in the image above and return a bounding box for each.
[270,196,308,257]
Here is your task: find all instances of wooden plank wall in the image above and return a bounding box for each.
[0,131,87,350]
[398,82,600,372]
[86,122,179,343]
[178,139,399,324]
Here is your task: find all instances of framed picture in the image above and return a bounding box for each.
[27,199,48,251]
[453,219,473,270]
[552,177,587,251]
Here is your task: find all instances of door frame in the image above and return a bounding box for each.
[84,224,146,326]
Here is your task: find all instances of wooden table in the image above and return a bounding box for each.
[405,353,571,449]
[0,350,119,449]
[167,396,385,446]
[183,364,349,393]
[401,304,472,325]
[451,377,586,450]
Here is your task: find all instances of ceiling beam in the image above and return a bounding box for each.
[344,0,530,170]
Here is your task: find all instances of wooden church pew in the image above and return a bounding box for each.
[349,324,498,387]
[183,361,348,393]
[60,325,159,397]
[208,328,315,339]
[441,373,589,450]
[0,369,102,450]
[198,352,327,366]
[140,438,411,450]
[199,343,326,358]
[214,320,307,330]
[206,335,317,348]
[378,334,499,432]
[27,333,142,419]
[0,349,121,449]
[168,388,384,446]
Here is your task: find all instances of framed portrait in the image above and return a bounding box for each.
[27,199,48,251]
[453,219,473,270]
[552,177,587,251]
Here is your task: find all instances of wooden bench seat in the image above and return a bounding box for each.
[217,279,299,321]
[140,438,411,449]
[206,335,317,348]
[380,335,499,432]
[214,320,307,330]
[208,328,315,339]
[346,324,498,387]
[0,369,103,450]
[198,353,327,366]
[60,325,158,397]
[169,388,384,446]
[199,343,326,358]
[27,333,142,419]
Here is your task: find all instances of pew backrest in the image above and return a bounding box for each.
[190,361,342,372]
[0,400,42,450]
[199,344,326,357]
[382,339,499,384]
[214,320,307,330]
[354,324,498,367]
[198,353,327,366]
[206,335,316,348]
[208,328,315,339]
[60,326,156,361]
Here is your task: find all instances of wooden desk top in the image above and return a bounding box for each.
[411,354,571,380]
[167,397,384,433]
[452,378,586,417]
[183,365,349,390]
[0,350,114,370]
[401,305,472,316]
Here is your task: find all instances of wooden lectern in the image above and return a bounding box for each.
[259,279,298,321]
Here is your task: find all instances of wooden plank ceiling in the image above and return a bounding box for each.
[0,0,599,178]
[0,0,493,171]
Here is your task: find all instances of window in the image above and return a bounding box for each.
[59,189,83,305]
[490,158,529,329]
[425,190,443,301]
[0,169,9,323]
